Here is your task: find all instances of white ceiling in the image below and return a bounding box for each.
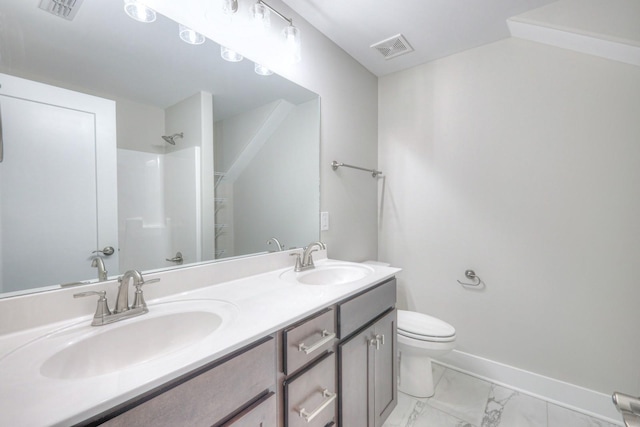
[281,0,558,76]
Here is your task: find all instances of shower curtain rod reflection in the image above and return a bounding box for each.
[331,160,382,178]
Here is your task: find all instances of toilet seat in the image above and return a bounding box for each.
[398,310,456,342]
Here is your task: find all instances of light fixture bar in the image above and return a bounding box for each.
[257,0,292,25]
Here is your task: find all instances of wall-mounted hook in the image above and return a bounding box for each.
[457,269,482,287]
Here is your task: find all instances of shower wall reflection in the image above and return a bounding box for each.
[116,92,214,272]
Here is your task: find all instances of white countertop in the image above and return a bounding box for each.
[0,258,400,426]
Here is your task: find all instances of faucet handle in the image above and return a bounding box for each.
[74,291,112,325]
[290,252,304,272]
[74,290,107,299]
[131,278,161,309]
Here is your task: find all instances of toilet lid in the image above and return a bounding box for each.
[398,328,455,343]
[397,310,456,339]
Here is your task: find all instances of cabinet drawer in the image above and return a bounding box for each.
[283,309,336,375]
[284,352,336,427]
[222,392,277,427]
[338,278,396,339]
[100,337,275,427]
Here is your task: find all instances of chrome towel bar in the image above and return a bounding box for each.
[331,160,382,178]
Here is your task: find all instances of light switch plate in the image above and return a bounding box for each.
[320,212,329,231]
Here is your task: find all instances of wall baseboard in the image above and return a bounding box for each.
[436,350,623,426]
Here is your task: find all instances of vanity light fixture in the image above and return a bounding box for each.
[250,1,271,30]
[179,24,205,45]
[254,63,273,76]
[221,46,243,62]
[282,23,301,64]
[222,0,239,15]
[123,0,156,23]
[251,0,302,64]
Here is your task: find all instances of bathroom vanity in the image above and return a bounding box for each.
[0,251,400,427]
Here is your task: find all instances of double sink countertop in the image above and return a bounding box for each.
[0,255,400,426]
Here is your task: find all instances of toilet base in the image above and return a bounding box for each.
[398,351,435,398]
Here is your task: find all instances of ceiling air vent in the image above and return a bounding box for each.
[371,34,414,60]
[38,0,85,21]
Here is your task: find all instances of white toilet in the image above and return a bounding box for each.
[397,310,456,398]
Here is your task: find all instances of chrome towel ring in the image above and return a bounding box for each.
[457,269,482,287]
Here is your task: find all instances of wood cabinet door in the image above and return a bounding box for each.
[373,310,397,427]
[339,325,374,427]
[339,309,398,427]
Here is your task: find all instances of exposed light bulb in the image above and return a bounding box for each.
[254,63,273,76]
[250,2,270,30]
[123,0,156,23]
[179,24,205,45]
[282,24,301,64]
[221,46,243,62]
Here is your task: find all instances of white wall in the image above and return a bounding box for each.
[146,0,379,262]
[378,37,640,396]
[116,98,165,153]
[215,101,280,173]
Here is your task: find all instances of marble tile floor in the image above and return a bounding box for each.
[383,363,621,427]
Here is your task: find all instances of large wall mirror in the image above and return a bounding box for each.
[0,0,320,298]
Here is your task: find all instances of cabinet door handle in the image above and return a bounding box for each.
[298,330,336,354]
[369,334,385,350]
[298,389,337,422]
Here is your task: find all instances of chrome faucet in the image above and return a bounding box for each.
[293,241,326,272]
[91,256,108,281]
[115,269,143,313]
[612,392,640,426]
[74,269,160,326]
[266,237,285,251]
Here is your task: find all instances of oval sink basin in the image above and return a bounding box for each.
[280,262,374,286]
[4,299,237,380]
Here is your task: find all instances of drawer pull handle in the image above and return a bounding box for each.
[298,330,336,354]
[298,389,337,422]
